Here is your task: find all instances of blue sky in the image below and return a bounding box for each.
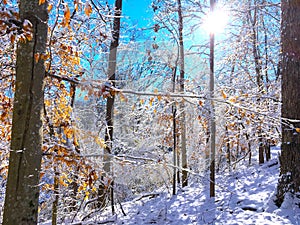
[122,0,153,28]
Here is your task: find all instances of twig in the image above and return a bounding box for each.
[90,0,106,23]
[117,198,127,216]
[135,193,160,201]
[46,72,80,85]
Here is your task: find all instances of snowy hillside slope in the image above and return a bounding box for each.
[81,147,300,225]
[2,146,295,224]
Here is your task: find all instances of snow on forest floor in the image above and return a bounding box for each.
[82,147,300,225]
[3,146,298,224]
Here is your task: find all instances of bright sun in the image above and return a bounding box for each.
[203,8,229,34]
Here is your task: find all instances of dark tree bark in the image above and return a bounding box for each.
[209,0,216,198]
[52,167,60,225]
[247,0,266,164]
[172,66,177,195]
[276,0,300,206]
[104,0,122,176]
[2,1,48,224]
[101,0,122,214]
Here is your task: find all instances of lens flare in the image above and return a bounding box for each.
[203,8,229,34]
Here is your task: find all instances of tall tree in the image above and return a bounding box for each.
[177,0,188,187]
[172,66,178,195]
[276,0,300,206]
[209,0,216,198]
[2,0,48,224]
[102,0,122,213]
[247,0,265,164]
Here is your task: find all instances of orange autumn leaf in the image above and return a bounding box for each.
[94,137,106,148]
[59,176,68,187]
[42,183,54,191]
[25,32,33,41]
[44,99,51,107]
[149,97,154,106]
[92,186,97,193]
[40,171,45,179]
[1,112,7,120]
[119,92,127,102]
[47,3,53,12]
[74,0,80,11]
[72,56,80,65]
[63,4,71,27]
[40,52,50,60]
[229,96,237,103]
[10,34,16,44]
[39,0,46,5]
[84,2,93,17]
[34,53,40,63]
[221,90,227,99]
[73,136,79,147]
[84,191,90,200]
[63,127,73,139]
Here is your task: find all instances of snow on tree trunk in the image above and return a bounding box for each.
[276,0,300,206]
[2,1,48,224]
[101,0,122,214]
[209,0,216,198]
[177,0,188,188]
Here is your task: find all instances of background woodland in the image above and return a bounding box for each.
[1,0,299,224]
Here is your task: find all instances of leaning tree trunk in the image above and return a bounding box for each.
[276,0,300,206]
[2,1,48,224]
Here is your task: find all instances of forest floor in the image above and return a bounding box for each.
[82,146,300,225]
[2,147,299,224]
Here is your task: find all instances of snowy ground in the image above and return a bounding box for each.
[3,146,299,224]
[81,147,300,225]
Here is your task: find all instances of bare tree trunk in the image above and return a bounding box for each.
[262,3,269,89]
[247,0,265,164]
[177,0,188,188]
[2,1,48,224]
[265,142,271,161]
[102,0,122,214]
[209,0,216,198]
[69,84,80,211]
[172,66,177,195]
[249,0,263,88]
[261,0,271,163]
[52,167,59,225]
[276,0,300,206]
[225,124,231,172]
